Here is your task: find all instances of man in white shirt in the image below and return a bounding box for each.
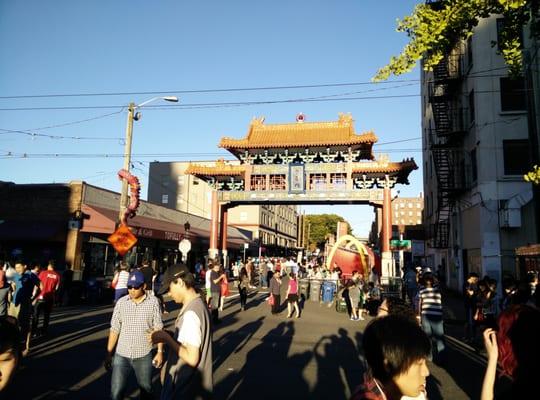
[152,264,213,399]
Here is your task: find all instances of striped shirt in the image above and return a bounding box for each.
[419,287,443,317]
[115,270,130,290]
[111,294,163,359]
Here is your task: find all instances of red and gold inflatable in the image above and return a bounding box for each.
[326,235,381,278]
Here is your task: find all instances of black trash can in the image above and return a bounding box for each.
[299,279,310,300]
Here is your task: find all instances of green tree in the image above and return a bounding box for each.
[305,214,353,250]
[374,0,539,81]
[525,164,540,184]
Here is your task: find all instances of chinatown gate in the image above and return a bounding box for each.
[186,113,417,278]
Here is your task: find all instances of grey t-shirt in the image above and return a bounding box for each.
[161,296,213,400]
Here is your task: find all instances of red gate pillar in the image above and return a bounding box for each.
[209,190,219,260]
[380,175,394,279]
[220,205,228,268]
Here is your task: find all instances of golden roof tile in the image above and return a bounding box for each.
[351,158,418,174]
[219,113,378,150]
[185,159,246,177]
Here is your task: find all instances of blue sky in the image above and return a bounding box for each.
[0,0,422,236]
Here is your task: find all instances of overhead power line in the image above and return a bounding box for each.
[0,79,420,100]
[0,65,515,100]
[0,149,424,159]
[0,128,124,141]
[0,94,421,111]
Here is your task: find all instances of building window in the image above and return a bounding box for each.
[417,211,421,217]
[503,139,529,175]
[470,148,478,183]
[400,203,405,208]
[409,211,413,216]
[161,194,168,204]
[469,89,475,124]
[330,173,347,190]
[250,175,267,191]
[269,174,286,191]
[500,77,526,112]
[416,203,421,209]
[309,173,327,190]
[408,203,413,208]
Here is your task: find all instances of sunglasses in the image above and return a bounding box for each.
[127,285,143,290]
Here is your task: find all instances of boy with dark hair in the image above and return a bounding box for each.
[152,264,213,399]
[351,315,431,400]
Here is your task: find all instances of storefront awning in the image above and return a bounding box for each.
[81,204,251,248]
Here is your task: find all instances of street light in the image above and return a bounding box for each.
[118,96,179,222]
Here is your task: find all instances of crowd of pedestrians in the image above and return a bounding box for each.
[0,259,62,357]
[2,252,539,399]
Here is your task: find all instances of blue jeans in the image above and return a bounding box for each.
[260,274,268,288]
[111,353,153,400]
[421,314,446,359]
[114,288,128,303]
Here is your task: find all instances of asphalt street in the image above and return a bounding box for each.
[3,287,486,399]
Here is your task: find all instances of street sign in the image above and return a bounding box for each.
[108,225,138,256]
[179,238,192,254]
[390,239,412,251]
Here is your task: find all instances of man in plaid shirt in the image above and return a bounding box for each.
[105,270,163,400]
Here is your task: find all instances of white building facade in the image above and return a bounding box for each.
[422,15,537,291]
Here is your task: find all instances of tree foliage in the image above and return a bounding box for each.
[524,165,540,184]
[374,0,540,81]
[305,214,352,250]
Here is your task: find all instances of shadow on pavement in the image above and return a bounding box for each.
[312,328,366,399]
[213,316,265,371]
[215,321,311,399]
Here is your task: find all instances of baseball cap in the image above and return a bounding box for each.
[127,270,145,287]
[157,264,190,295]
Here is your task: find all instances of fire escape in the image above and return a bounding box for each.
[428,54,466,248]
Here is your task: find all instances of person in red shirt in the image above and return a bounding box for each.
[32,260,61,336]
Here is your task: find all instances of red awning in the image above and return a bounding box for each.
[81,204,250,247]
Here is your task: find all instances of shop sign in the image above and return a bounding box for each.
[164,231,182,241]
[108,225,138,256]
[134,227,154,238]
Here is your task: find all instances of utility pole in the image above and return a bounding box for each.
[118,102,135,224]
[117,97,178,224]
